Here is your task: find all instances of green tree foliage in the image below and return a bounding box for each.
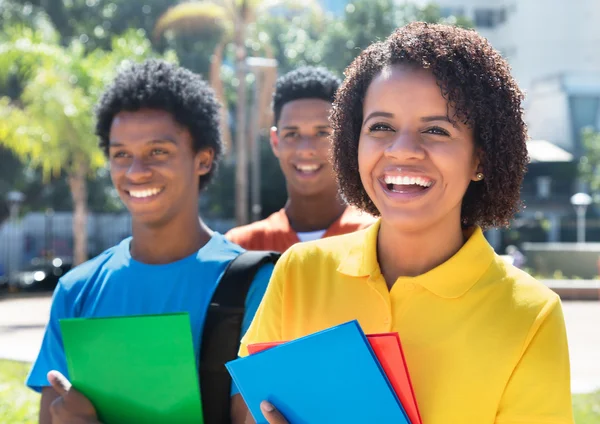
[578,128,600,201]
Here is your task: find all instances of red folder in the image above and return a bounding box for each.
[248,332,422,424]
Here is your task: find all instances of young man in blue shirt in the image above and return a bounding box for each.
[27,59,274,424]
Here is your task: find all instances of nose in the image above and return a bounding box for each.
[295,135,318,158]
[384,131,426,161]
[126,157,152,182]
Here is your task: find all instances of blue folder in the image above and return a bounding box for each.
[226,320,410,424]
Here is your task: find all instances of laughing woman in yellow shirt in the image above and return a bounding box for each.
[231,23,573,424]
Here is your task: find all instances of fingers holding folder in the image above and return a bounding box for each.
[48,370,101,424]
[260,401,290,424]
[227,320,418,424]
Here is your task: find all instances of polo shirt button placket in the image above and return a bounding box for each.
[383,316,392,328]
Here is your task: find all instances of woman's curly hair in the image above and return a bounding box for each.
[331,22,528,229]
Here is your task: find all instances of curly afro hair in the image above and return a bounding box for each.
[331,22,529,229]
[95,59,223,190]
[273,66,341,125]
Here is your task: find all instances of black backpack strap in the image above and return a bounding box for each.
[199,250,280,424]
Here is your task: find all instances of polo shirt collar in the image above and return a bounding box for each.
[337,220,495,299]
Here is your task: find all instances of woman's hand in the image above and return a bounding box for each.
[261,401,290,424]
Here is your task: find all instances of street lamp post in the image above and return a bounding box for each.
[570,192,592,243]
[246,57,278,222]
[6,191,25,221]
[5,191,25,278]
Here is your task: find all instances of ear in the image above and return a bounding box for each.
[471,149,484,181]
[270,126,280,158]
[195,148,215,177]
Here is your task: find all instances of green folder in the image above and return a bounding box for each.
[60,313,203,424]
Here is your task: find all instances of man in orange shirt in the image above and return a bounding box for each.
[226,67,375,252]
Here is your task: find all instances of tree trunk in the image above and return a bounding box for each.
[68,162,88,266]
[234,0,249,225]
[258,45,278,131]
[209,41,233,157]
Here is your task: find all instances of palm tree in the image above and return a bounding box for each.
[154,0,321,225]
[0,25,172,265]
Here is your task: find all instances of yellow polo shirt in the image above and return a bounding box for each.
[240,220,573,424]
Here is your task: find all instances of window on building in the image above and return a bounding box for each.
[440,7,465,19]
[536,176,552,199]
[474,8,507,28]
[474,9,495,27]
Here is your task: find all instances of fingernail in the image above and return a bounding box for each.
[261,401,274,412]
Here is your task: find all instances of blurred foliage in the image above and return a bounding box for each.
[0,360,39,424]
[0,0,472,221]
[250,0,473,75]
[0,25,175,179]
[578,128,600,203]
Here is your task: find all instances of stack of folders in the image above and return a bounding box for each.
[226,320,422,424]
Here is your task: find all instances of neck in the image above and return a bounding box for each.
[285,189,347,233]
[130,212,212,265]
[377,216,466,289]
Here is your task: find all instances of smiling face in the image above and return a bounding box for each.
[108,109,213,228]
[358,65,481,232]
[270,98,338,198]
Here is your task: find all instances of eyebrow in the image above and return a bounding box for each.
[280,124,332,131]
[362,112,459,129]
[109,138,178,148]
[362,111,394,124]
[420,115,458,128]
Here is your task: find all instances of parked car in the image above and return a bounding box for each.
[6,257,72,292]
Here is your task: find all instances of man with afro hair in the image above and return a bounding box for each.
[27,59,275,424]
[226,66,375,252]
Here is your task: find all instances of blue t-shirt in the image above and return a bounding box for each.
[26,232,273,393]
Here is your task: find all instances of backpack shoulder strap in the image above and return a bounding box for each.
[199,250,280,424]
[210,250,281,309]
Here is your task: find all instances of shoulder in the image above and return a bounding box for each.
[203,232,275,278]
[337,207,378,230]
[59,240,126,292]
[278,228,369,273]
[205,231,245,257]
[225,211,285,246]
[502,261,559,307]
[483,258,562,328]
[225,220,270,243]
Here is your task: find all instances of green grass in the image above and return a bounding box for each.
[0,360,39,424]
[574,389,600,423]
[0,359,598,423]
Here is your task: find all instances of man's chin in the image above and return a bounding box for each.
[289,185,325,198]
[130,212,171,229]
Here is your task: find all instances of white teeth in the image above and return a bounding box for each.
[383,175,432,187]
[296,164,319,172]
[129,188,162,198]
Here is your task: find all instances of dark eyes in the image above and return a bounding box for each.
[367,123,394,132]
[283,131,299,139]
[111,151,129,159]
[150,148,168,155]
[425,126,450,136]
[110,149,168,159]
[367,123,450,137]
[283,131,330,139]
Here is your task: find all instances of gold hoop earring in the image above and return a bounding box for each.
[476,172,484,181]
